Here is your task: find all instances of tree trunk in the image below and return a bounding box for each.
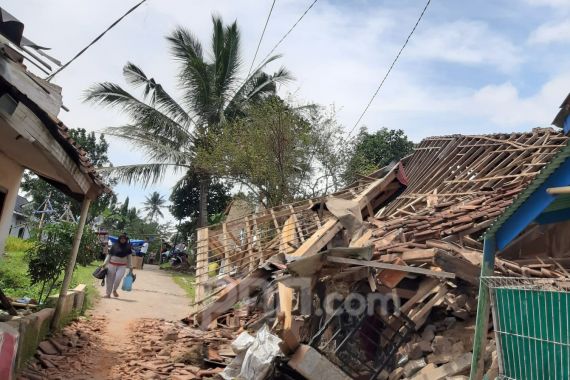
[198,177,210,228]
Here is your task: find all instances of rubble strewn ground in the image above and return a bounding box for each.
[19,315,243,380]
[18,315,108,380]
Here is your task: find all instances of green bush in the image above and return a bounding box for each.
[0,252,33,297]
[27,222,100,303]
[4,236,35,252]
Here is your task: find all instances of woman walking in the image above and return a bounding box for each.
[103,233,133,298]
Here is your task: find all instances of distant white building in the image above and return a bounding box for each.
[9,195,30,239]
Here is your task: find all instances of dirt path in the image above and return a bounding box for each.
[20,265,193,380]
[90,264,191,378]
[93,264,190,338]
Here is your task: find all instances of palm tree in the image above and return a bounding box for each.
[143,191,166,220]
[85,16,291,227]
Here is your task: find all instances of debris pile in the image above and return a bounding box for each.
[108,318,240,379]
[19,316,107,380]
[187,129,569,379]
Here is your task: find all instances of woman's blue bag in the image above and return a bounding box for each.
[122,272,134,291]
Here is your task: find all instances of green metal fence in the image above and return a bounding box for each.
[484,277,570,380]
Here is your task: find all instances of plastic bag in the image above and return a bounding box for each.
[221,325,282,380]
[122,272,134,291]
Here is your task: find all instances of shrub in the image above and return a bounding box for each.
[4,236,35,252]
[27,222,100,303]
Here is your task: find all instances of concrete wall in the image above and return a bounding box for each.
[0,152,24,255]
[9,214,30,239]
[0,284,87,377]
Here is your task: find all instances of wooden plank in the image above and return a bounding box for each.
[354,169,397,211]
[291,219,342,257]
[326,257,455,279]
[245,217,254,271]
[278,283,299,353]
[222,223,230,264]
[281,215,299,254]
[411,285,448,329]
[289,206,305,242]
[194,269,269,329]
[349,228,372,248]
[195,227,209,304]
[434,249,480,286]
[399,278,439,314]
[401,248,437,262]
[444,172,537,184]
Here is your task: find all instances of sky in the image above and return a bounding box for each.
[5,0,570,222]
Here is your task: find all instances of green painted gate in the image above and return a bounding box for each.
[484,277,570,380]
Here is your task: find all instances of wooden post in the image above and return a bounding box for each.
[469,235,496,380]
[252,217,262,262]
[51,197,91,330]
[245,217,254,271]
[195,227,209,304]
[222,223,230,272]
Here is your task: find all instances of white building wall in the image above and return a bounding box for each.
[0,152,24,255]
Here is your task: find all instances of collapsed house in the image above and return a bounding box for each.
[188,126,570,380]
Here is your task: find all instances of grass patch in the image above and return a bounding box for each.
[5,237,35,252]
[171,272,196,300]
[0,250,100,311]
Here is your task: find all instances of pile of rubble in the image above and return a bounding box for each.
[108,318,240,379]
[19,315,107,380]
[186,129,570,379]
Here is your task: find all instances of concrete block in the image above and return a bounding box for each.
[72,284,87,312]
[47,291,75,325]
[5,308,55,371]
[288,345,350,380]
[0,322,19,380]
[412,352,472,380]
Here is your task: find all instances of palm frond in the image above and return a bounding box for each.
[213,19,241,119]
[97,163,189,187]
[167,27,213,122]
[85,82,192,142]
[123,62,192,126]
[104,127,195,165]
[226,65,293,117]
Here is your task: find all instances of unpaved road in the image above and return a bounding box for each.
[21,265,193,380]
[93,264,190,338]
[90,264,191,378]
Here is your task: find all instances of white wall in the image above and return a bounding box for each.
[0,152,24,255]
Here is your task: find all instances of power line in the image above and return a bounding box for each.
[347,0,432,137]
[255,0,318,71]
[233,0,318,100]
[246,0,277,78]
[47,0,147,81]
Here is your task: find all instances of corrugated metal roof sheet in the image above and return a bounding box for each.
[484,140,570,238]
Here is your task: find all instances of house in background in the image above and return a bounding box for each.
[8,195,29,239]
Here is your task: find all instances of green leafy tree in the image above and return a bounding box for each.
[169,169,231,240]
[85,16,291,228]
[26,222,99,303]
[344,128,415,184]
[142,191,167,220]
[21,128,116,222]
[200,97,346,206]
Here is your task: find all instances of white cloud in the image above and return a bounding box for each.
[471,73,570,126]
[528,21,570,44]
[408,20,522,72]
